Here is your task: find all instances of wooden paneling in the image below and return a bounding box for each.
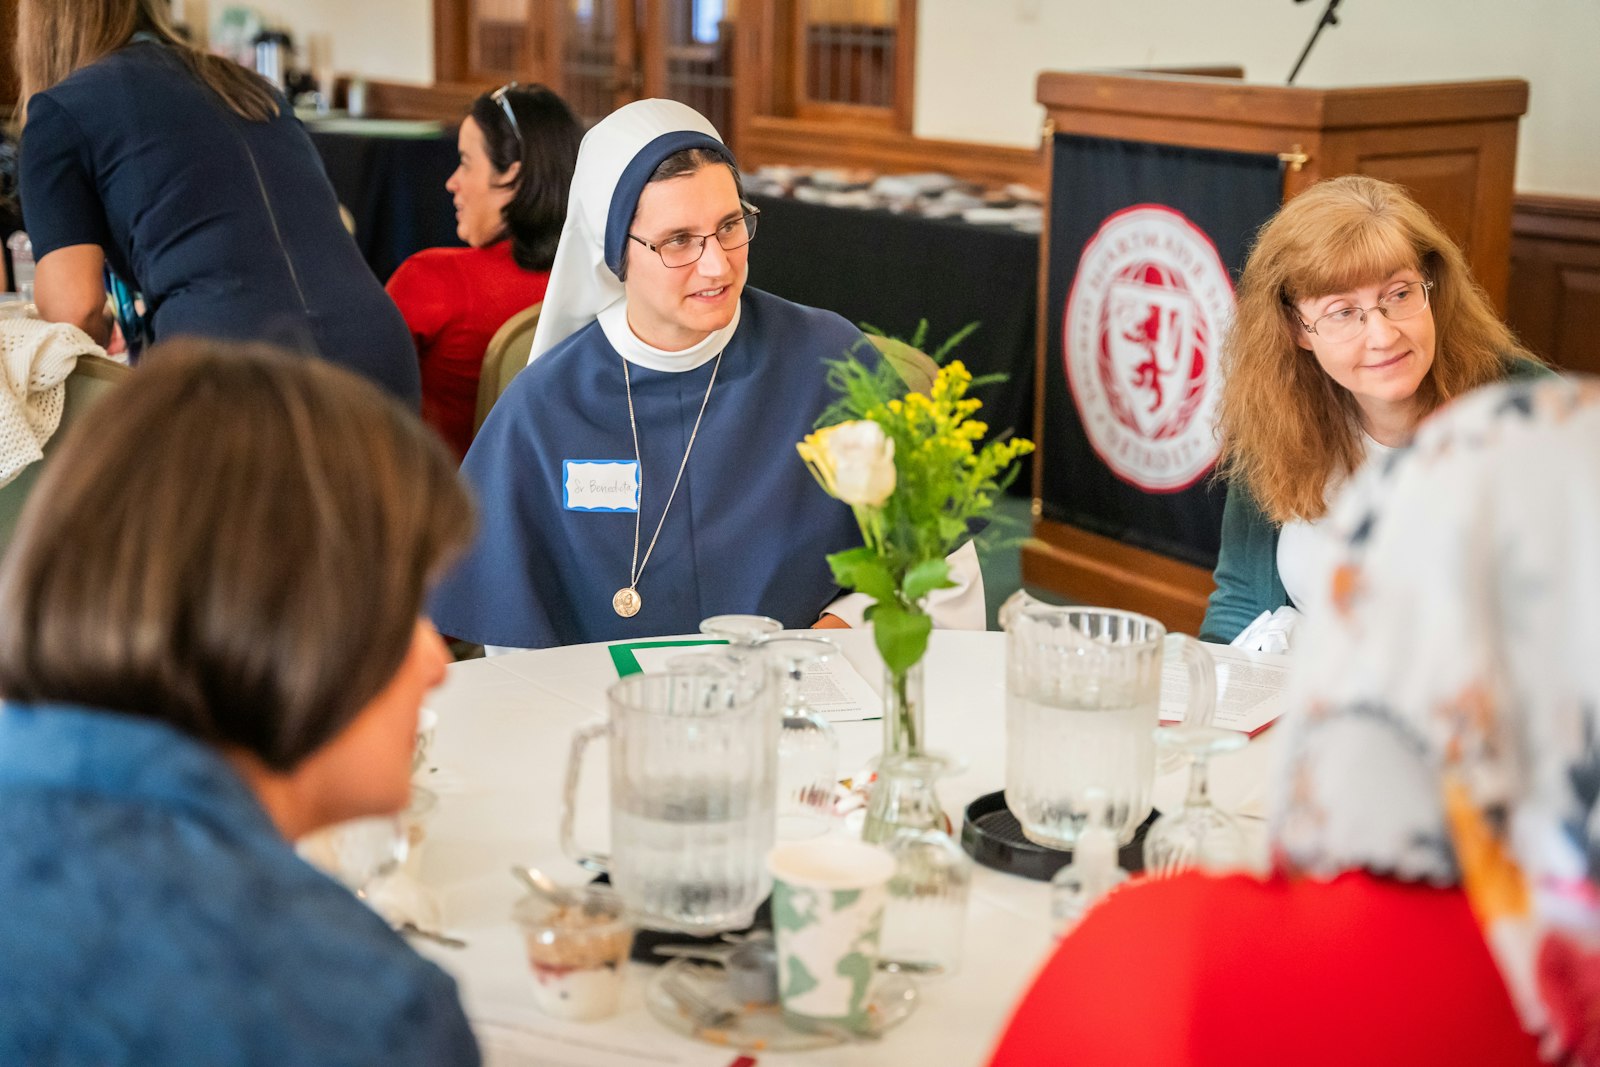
[0,0,17,109]
[358,79,492,120]
[738,115,1044,188]
[1508,194,1600,377]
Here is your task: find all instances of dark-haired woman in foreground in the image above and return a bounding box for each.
[0,342,478,1064]
[387,84,581,458]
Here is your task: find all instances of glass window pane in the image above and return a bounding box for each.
[664,0,734,136]
[800,0,896,109]
[471,0,533,79]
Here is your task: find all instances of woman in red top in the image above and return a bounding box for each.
[387,84,580,459]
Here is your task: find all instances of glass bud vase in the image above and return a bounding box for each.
[881,658,926,759]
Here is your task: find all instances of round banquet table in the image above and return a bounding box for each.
[411,630,1281,1066]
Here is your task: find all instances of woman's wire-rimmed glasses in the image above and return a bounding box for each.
[627,208,760,268]
[491,82,523,148]
[1297,279,1433,344]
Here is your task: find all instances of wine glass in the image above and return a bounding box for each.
[1143,726,1249,877]
[758,636,841,840]
[298,786,441,929]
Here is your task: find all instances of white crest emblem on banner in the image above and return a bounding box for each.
[1063,205,1234,492]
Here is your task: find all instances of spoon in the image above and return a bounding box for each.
[511,864,574,906]
[397,921,468,949]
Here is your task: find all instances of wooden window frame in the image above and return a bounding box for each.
[432,0,917,133]
[786,0,915,132]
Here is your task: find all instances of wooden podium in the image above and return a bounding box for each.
[1022,70,1529,635]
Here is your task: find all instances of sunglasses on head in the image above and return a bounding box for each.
[490,83,523,148]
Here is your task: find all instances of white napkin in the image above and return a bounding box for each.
[0,318,104,487]
[1230,605,1302,655]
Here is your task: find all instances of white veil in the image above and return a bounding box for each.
[526,99,729,364]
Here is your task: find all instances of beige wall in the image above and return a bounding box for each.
[916,0,1600,198]
[177,0,435,85]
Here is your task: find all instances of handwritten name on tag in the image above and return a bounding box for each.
[563,460,640,512]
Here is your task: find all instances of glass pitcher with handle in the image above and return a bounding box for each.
[560,654,779,934]
[1004,605,1216,847]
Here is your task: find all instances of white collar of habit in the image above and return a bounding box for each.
[597,296,742,374]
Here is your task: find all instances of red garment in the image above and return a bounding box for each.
[385,240,548,459]
[988,871,1541,1067]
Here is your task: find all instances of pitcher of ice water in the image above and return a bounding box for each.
[1005,606,1215,847]
[561,654,779,934]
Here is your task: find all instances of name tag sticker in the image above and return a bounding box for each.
[563,460,640,513]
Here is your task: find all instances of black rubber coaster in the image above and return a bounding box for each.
[961,790,1155,881]
[589,873,771,965]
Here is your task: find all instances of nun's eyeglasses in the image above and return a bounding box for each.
[628,209,760,268]
[491,83,523,147]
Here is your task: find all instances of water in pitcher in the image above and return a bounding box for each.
[1005,682,1157,848]
[611,788,775,934]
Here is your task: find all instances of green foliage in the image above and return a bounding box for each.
[802,322,1035,679]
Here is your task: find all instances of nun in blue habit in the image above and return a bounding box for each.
[429,99,983,650]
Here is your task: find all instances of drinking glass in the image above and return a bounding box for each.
[299,787,441,929]
[759,636,841,841]
[562,654,779,934]
[700,614,783,646]
[1142,725,1249,877]
[1005,606,1215,847]
[866,754,971,977]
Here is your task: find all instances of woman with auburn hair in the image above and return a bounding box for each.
[387,83,581,459]
[1199,174,1547,646]
[0,342,478,1064]
[13,0,421,403]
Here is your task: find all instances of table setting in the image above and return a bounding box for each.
[290,348,1288,1065]
[388,620,1282,1067]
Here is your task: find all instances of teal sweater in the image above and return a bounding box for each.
[1199,358,1555,643]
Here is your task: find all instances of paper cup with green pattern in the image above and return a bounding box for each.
[767,838,895,1031]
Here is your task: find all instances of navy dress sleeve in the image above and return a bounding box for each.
[17,95,115,257]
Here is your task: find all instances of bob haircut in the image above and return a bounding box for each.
[471,84,582,273]
[0,341,474,773]
[16,0,279,125]
[615,147,747,283]
[1216,174,1538,524]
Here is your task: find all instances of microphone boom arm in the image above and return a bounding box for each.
[1287,0,1345,86]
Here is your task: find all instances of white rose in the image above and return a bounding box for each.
[824,420,896,507]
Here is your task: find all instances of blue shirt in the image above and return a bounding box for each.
[429,287,868,648]
[18,41,420,404]
[0,702,480,1067]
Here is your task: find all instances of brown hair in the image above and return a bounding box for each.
[1216,175,1538,523]
[469,84,582,272]
[15,0,279,125]
[0,341,474,772]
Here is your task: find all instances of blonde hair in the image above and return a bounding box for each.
[15,0,278,125]
[1216,175,1537,523]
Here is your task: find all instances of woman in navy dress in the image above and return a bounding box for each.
[14,0,420,404]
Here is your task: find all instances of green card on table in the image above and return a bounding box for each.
[607,638,729,677]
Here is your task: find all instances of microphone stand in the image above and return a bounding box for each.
[1287,0,1344,86]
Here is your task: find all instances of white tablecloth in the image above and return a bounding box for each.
[414,630,1280,1066]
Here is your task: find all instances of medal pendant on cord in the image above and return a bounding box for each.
[613,587,641,618]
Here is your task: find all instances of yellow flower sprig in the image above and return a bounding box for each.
[798,342,1034,681]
